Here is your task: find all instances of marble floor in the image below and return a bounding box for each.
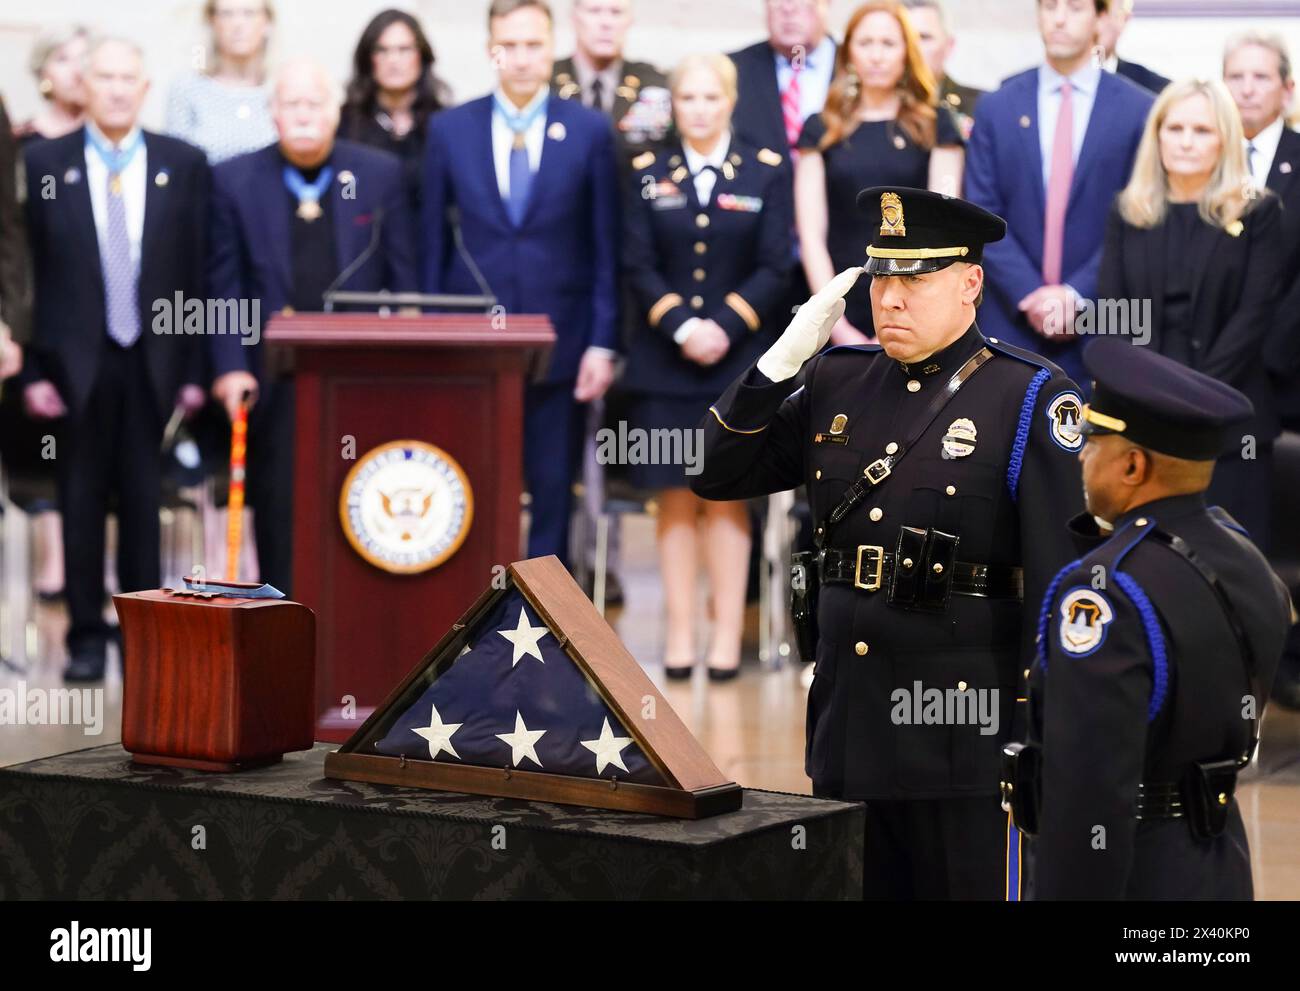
[2,508,1298,899]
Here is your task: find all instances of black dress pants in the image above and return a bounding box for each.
[58,342,163,660]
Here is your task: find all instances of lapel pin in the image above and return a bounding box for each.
[547,121,567,142]
[64,167,81,185]
[154,170,169,188]
[1019,115,1032,128]
[1282,161,1293,175]
[893,134,906,150]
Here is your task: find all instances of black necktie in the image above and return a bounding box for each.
[588,77,604,112]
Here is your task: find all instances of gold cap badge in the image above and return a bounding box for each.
[880,192,906,237]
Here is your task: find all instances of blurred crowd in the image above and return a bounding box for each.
[0,0,1297,695]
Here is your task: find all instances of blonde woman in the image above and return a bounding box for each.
[164,0,277,163]
[795,0,963,346]
[622,53,794,681]
[15,25,88,144]
[1098,78,1283,548]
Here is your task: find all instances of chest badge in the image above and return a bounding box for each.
[815,413,850,445]
[941,418,977,460]
[830,414,848,435]
[1059,588,1114,656]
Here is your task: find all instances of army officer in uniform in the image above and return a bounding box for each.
[1021,339,1292,900]
[623,52,793,680]
[692,187,1085,899]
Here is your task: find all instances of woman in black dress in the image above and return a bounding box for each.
[1099,78,1282,548]
[796,0,964,344]
[339,9,451,210]
[622,53,794,680]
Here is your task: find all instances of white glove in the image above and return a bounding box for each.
[756,267,864,383]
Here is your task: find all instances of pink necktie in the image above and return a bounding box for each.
[782,64,803,150]
[1042,81,1074,286]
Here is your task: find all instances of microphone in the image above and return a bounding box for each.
[323,205,385,312]
[446,205,497,307]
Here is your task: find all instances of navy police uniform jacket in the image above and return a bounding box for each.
[621,139,794,397]
[692,324,1085,800]
[1028,495,1291,900]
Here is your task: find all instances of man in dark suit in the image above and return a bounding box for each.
[208,57,416,594]
[1098,0,1170,95]
[963,0,1153,386]
[902,0,986,140]
[551,0,669,164]
[729,0,836,158]
[1224,31,1300,709]
[21,37,209,681]
[421,0,619,564]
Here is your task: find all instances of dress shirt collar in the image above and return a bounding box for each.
[1040,59,1102,99]
[774,34,834,72]
[1245,114,1285,181]
[493,85,550,126]
[683,132,731,175]
[572,55,622,101]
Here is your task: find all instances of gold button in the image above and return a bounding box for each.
[1218,792,1228,806]
[1136,517,1149,527]
[855,642,869,656]
[902,557,914,569]
[696,213,710,228]
[695,241,707,254]
[907,380,921,393]
[869,508,883,522]
[932,563,944,575]
[815,469,822,480]
[817,527,824,535]
[1023,668,1031,679]
[885,442,899,455]
[691,295,704,309]
[957,680,968,691]
[694,268,706,281]
[946,485,956,496]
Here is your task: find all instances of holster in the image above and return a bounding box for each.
[791,550,820,665]
[1000,741,1042,836]
[1182,758,1239,840]
[888,526,960,612]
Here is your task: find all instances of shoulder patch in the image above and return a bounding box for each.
[1058,587,1115,657]
[757,148,783,167]
[631,150,656,170]
[1045,391,1084,452]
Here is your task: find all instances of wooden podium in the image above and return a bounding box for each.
[265,313,554,742]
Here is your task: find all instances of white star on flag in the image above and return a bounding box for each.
[580,717,633,775]
[496,711,546,767]
[498,606,549,666]
[411,704,462,760]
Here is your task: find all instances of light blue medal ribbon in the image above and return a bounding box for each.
[283,164,335,221]
[85,127,144,177]
[492,91,550,144]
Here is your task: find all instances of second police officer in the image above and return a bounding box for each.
[692,187,1085,900]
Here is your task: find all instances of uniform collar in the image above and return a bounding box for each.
[894,322,985,384]
[683,133,731,175]
[1113,491,1209,532]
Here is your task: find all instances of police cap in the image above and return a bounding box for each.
[855,186,1007,276]
[1081,338,1254,460]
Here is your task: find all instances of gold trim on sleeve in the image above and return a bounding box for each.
[648,293,684,327]
[709,406,769,435]
[725,292,761,332]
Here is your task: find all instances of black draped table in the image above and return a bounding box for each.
[0,744,864,900]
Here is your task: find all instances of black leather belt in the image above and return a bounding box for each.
[820,545,1023,600]
[1135,782,1185,820]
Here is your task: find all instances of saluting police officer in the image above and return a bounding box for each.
[692,187,1086,900]
[1019,339,1293,900]
[623,52,793,680]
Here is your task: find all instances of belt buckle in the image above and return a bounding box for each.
[854,545,885,592]
[864,458,892,485]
